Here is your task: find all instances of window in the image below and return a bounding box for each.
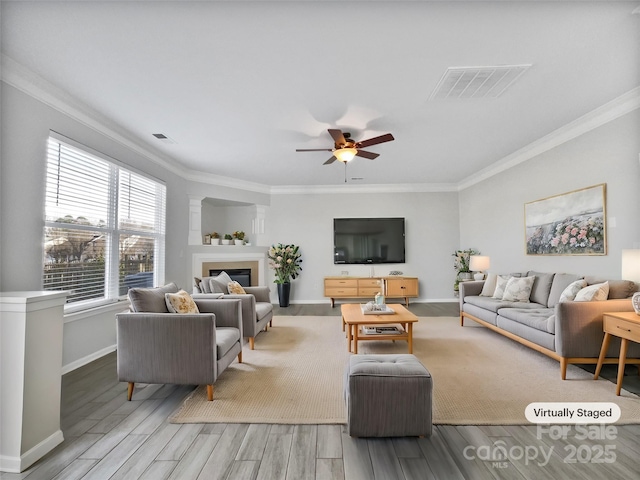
[43,134,166,309]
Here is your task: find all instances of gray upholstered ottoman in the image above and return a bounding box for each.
[344,354,432,437]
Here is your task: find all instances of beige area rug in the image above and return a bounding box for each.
[169,315,640,425]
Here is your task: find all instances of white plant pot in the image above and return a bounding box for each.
[221,239,232,245]
[211,238,220,245]
[234,239,244,245]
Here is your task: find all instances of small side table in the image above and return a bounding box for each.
[594,311,640,395]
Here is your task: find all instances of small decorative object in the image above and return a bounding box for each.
[375,292,385,306]
[203,234,211,245]
[268,243,303,307]
[210,232,220,245]
[233,231,245,245]
[389,270,403,276]
[222,234,233,245]
[633,292,640,315]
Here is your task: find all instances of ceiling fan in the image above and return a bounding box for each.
[296,129,395,165]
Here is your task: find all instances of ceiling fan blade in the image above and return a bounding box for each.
[328,129,347,146]
[323,156,338,165]
[357,133,395,148]
[355,150,379,160]
[296,148,333,152]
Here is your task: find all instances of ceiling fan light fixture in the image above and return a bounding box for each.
[334,147,357,162]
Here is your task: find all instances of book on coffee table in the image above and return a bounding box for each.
[360,304,395,315]
[361,325,403,335]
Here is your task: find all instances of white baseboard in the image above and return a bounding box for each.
[61,344,116,375]
[0,430,63,473]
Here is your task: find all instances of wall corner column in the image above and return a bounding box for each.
[188,195,204,246]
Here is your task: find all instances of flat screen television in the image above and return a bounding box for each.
[334,217,405,264]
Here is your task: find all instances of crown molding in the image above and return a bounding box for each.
[457,86,640,190]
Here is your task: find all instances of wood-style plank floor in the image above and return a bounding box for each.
[2,303,639,480]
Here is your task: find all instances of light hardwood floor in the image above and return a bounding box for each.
[2,303,639,480]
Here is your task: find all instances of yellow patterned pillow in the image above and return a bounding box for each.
[228,281,246,294]
[165,290,200,314]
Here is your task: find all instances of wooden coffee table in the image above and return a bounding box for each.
[341,303,419,354]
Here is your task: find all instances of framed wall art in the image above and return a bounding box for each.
[524,184,606,255]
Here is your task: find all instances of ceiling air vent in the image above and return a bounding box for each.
[152,133,176,144]
[429,64,532,100]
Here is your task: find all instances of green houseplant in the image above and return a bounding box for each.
[233,231,245,245]
[222,233,233,245]
[268,243,302,307]
[453,248,479,292]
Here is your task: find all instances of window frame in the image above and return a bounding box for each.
[43,132,166,313]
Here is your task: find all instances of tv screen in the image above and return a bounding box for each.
[334,218,405,264]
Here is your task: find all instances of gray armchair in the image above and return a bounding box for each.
[116,284,243,401]
[195,286,273,350]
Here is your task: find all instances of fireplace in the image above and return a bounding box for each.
[209,268,251,287]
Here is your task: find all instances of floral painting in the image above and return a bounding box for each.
[525,184,606,255]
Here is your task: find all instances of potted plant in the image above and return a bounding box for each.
[453,248,479,293]
[233,231,245,245]
[222,233,233,245]
[268,243,302,307]
[210,232,220,245]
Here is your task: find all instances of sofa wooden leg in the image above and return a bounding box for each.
[560,358,568,380]
[460,314,464,326]
[269,320,273,327]
[249,337,255,350]
[207,385,214,401]
[238,351,242,363]
[127,382,135,401]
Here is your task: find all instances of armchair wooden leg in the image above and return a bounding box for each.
[249,337,255,350]
[127,382,135,401]
[238,351,242,363]
[207,385,214,401]
[269,320,273,327]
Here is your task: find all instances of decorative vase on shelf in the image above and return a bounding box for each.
[221,239,231,245]
[458,272,472,281]
[632,292,640,315]
[234,239,243,245]
[277,282,291,307]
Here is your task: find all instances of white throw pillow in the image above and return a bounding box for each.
[479,273,498,297]
[501,276,535,302]
[559,279,588,303]
[492,275,511,299]
[209,271,233,293]
[574,282,609,302]
[165,290,200,314]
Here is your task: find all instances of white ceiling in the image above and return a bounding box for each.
[2,1,639,190]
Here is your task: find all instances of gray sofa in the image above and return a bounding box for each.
[459,271,640,379]
[117,283,243,401]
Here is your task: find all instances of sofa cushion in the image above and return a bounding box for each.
[479,273,498,297]
[584,277,638,299]
[228,281,246,294]
[465,295,545,313]
[575,282,609,301]
[195,276,213,293]
[492,275,511,299]
[165,290,199,314]
[502,276,535,302]
[526,271,555,306]
[215,327,241,359]
[559,279,587,303]
[497,307,555,334]
[128,282,179,313]
[210,271,234,293]
[547,273,584,307]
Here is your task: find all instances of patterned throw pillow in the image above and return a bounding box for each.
[165,290,200,314]
[228,281,246,294]
[501,276,535,302]
[492,275,511,299]
[559,279,588,303]
[575,282,609,302]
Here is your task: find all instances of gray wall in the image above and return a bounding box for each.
[459,110,640,279]
[265,191,461,302]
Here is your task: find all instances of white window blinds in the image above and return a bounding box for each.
[43,135,166,309]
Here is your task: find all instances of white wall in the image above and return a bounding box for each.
[459,110,640,278]
[265,191,461,303]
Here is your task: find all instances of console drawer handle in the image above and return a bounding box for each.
[615,326,632,333]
